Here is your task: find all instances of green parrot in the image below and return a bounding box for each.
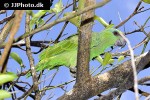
[36,28,126,72]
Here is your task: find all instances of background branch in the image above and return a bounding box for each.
[0,10,24,72]
[14,0,111,43]
[25,13,40,100]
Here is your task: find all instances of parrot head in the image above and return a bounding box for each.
[102,28,126,48]
[112,29,126,47]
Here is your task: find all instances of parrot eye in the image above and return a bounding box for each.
[113,31,119,36]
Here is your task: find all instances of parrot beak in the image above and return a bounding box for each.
[115,36,126,48]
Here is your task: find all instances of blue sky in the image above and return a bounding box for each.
[1,0,150,100]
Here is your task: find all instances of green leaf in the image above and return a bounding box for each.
[102,52,112,66]
[96,56,103,64]
[29,10,47,30]
[33,10,47,18]
[29,19,36,30]
[28,0,63,30]
[64,11,80,27]
[118,56,125,62]
[142,0,150,4]
[26,10,34,17]
[49,0,63,13]
[0,90,11,99]
[10,52,24,67]
[36,18,44,27]
[108,59,114,64]
[0,72,17,85]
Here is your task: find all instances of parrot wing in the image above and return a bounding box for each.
[37,35,78,70]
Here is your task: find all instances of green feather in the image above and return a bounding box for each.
[36,28,124,71]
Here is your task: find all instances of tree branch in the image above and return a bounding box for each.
[0,11,15,44]
[58,51,150,99]
[0,10,24,72]
[115,1,142,28]
[76,0,95,83]
[25,13,40,100]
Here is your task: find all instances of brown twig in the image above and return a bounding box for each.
[115,1,142,28]
[54,21,69,43]
[0,41,50,50]
[16,86,34,100]
[0,11,15,44]
[99,75,150,100]
[0,10,24,73]
[14,84,35,99]
[0,10,6,14]
[40,79,75,92]
[25,12,40,100]
[0,14,15,24]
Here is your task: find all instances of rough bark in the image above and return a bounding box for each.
[58,51,150,99]
[76,0,95,83]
